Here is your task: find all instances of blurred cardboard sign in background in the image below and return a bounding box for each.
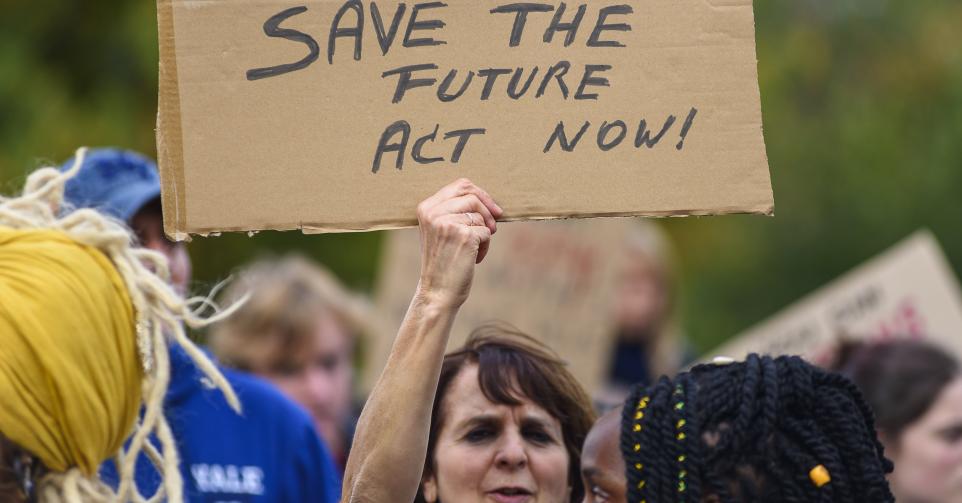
[157,0,773,238]
[366,219,632,393]
[709,231,962,363]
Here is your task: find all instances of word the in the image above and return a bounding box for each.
[490,3,632,48]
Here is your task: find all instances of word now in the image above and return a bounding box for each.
[544,108,698,153]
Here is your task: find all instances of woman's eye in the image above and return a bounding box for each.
[938,426,962,444]
[523,428,554,445]
[464,428,494,443]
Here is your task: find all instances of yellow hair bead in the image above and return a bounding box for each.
[678,455,686,462]
[676,419,686,429]
[677,432,686,440]
[635,463,643,470]
[635,411,644,420]
[810,464,831,488]
[633,424,642,432]
[634,443,641,452]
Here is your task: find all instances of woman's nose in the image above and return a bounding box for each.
[494,432,529,470]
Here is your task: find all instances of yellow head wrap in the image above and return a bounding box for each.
[0,227,142,475]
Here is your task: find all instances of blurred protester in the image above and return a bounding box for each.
[62,148,340,502]
[342,179,597,503]
[0,148,237,502]
[582,354,895,503]
[835,340,962,503]
[209,255,368,468]
[601,222,688,405]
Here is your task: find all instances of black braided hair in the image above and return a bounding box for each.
[621,354,894,503]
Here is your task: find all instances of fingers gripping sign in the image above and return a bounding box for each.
[416,179,503,309]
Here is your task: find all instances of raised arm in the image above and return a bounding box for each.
[342,179,502,503]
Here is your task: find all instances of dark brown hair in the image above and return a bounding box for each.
[0,434,31,503]
[836,339,960,439]
[418,323,596,503]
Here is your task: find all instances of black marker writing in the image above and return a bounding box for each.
[676,107,698,150]
[403,2,448,47]
[574,64,610,100]
[635,115,675,148]
[544,3,587,47]
[543,111,696,153]
[370,2,407,55]
[328,0,364,63]
[372,122,486,172]
[490,3,554,47]
[246,6,319,81]
[587,5,632,47]
[382,63,439,103]
[543,121,591,152]
[597,120,627,151]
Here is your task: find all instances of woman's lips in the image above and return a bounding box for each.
[487,488,533,503]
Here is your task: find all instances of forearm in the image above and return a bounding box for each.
[341,291,458,503]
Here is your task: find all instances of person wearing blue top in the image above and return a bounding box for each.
[63,148,341,502]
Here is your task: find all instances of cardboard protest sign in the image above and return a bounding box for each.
[708,231,962,364]
[157,0,773,238]
[365,218,631,393]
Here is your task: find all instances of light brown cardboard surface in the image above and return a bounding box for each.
[157,0,773,238]
[365,218,630,393]
[708,231,962,363]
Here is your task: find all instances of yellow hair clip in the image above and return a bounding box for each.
[809,464,831,488]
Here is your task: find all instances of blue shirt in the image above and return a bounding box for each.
[102,346,341,502]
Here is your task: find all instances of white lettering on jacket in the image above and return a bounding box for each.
[191,464,265,495]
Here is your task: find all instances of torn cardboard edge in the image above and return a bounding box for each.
[167,204,774,240]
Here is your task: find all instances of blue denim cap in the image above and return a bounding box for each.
[62,148,161,222]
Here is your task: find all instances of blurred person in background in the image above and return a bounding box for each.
[209,255,368,469]
[62,148,340,502]
[835,339,962,503]
[601,222,689,406]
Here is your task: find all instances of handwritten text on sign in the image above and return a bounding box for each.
[157,0,771,235]
[245,2,698,172]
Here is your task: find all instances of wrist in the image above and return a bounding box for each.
[413,282,465,313]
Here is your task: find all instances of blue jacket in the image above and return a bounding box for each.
[102,346,341,502]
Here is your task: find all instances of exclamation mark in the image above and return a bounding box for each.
[676,107,698,150]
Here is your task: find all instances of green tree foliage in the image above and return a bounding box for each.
[1,0,960,353]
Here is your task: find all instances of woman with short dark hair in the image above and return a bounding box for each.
[837,340,962,503]
[342,179,596,503]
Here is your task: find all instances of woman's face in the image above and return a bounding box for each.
[261,314,354,459]
[579,409,626,503]
[615,250,668,338]
[422,364,571,503]
[887,376,962,503]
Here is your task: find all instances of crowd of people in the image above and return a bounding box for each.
[1,148,960,502]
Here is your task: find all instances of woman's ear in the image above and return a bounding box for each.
[422,472,438,503]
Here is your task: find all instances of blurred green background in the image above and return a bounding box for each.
[2,0,960,354]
